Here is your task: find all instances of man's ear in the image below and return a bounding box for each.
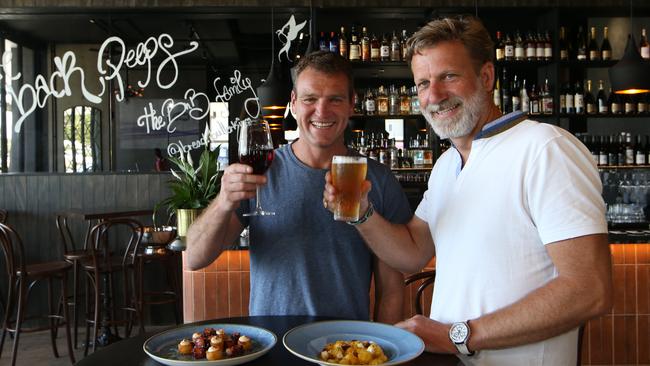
[480,62,495,92]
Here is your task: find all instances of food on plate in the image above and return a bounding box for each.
[319,340,388,365]
[177,339,192,355]
[176,328,255,360]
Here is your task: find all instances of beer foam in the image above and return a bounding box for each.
[332,155,366,164]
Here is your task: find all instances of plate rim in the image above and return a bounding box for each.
[282,320,425,366]
[142,322,278,366]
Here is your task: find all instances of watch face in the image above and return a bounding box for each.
[450,323,468,343]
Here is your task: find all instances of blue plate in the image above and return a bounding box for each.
[143,323,277,366]
[283,320,424,366]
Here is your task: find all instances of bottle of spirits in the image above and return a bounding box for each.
[521,79,530,114]
[410,86,420,114]
[585,80,597,114]
[501,68,512,113]
[625,95,637,115]
[495,31,505,61]
[559,27,569,61]
[511,74,521,111]
[319,31,329,51]
[544,30,553,61]
[529,84,540,115]
[588,27,600,61]
[494,75,502,110]
[380,33,390,62]
[515,30,525,61]
[349,26,360,62]
[361,26,370,62]
[364,88,376,116]
[400,86,411,115]
[596,80,608,114]
[376,85,389,115]
[504,33,515,61]
[536,32,545,61]
[329,31,339,54]
[390,31,401,61]
[635,135,647,165]
[576,26,587,60]
[526,31,536,61]
[609,87,622,114]
[400,30,409,61]
[601,26,612,61]
[597,136,609,166]
[640,28,650,59]
[389,84,400,115]
[353,90,363,115]
[574,80,585,114]
[370,33,380,61]
[541,79,554,114]
[339,27,348,59]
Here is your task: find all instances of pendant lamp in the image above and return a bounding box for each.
[609,0,650,94]
[257,7,292,126]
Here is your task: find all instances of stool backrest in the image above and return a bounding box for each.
[0,222,26,280]
[87,218,143,270]
[404,270,436,316]
[55,214,78,255]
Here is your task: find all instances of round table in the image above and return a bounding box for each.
[75,316,461,365]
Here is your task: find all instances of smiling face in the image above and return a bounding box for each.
[411,41,495,140]
[290,67,353,153]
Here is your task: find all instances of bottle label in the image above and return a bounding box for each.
[560,50,568,60]
[637,152,647,165]
[531,100,540,114]
[626,102,636,113]
[602,50,611,60]
[365,100,375,112]
[496,49,505,60]
[599,153,608,165]
[350,45,360,60]
[560,95,567,112]
[380,46,389,57]
[639,103,647,113]
[542,97,553,114]
[545,47,552,58]
[575,94,584,108]
[587,104,596,114]
[512,96,521,111]
[566,94,575,109]
[536,47,544,58]
[642,46,650,59]
[526,47,536,58]
[371,48,380,59]
[577,54,587,60]
[612,103,621,114]
[626,149,635,165]
[362,43,370,61]
[515,47,525,58]
[589,50,599,60]
[505,45,514,57]
[598,101,608,114]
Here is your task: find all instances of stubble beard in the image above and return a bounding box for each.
[422,81,486,140]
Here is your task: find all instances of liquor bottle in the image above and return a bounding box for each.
[349,26,360,61]
[559,82,567,114]
[640,28,650,59]
[601,26,612,61]
[292,32,305,61]
[635,135,647,165]
[511,75,521,111]
[364,88,376,115]
[521,79,530,114]
[596,80,608,114]
[607,135,618,166]
[370,33,380,61]
[329,31,339,54]
[597,136,609,166]
[410,86,420,114]
[515,30,525,61]
[526,31,536,61]
[559,27,569,61]
[544,30,553,61]
[585,80,597,114]
[574,80,585,114]
[625,132,635,165]
[390,31,401,61]
[361,26,370,62]
[353,90,362,114]
[638,92,648,115]
[541,79,554,114]
[380,33,390,62]
[501,68,512,112]
[494,75,502,110]
[587,135,599,165]
[565,82,575,114]
[319,31,329,51]
[389,85,400,115]
[609,87,622,114]
[588,27,600,61]
[536,32,545,60]
[576,26,587,60]
[376,85,388,115]
[400,30,409,61]
[400,85,411,115]
[495,31,505,61]
[504,33,515,61]
[339,27,348,59]
[625,95,637,115]
[529,83,540,115]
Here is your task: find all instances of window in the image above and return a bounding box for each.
[63,106,101,172]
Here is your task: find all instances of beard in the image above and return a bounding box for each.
[422,81,486,139]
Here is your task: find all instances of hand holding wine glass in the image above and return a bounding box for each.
[238,119,275,216]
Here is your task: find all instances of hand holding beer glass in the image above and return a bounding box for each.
[330,156,368,221]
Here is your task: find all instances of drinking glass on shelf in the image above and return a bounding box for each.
[238,119,275,216]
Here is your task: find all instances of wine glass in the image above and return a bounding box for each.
[238,119,275,216]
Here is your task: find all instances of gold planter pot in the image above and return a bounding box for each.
[176,208,202,238]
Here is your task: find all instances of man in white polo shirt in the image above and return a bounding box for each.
[323,15,613,365]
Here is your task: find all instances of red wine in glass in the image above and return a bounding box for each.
[239,148,275,175]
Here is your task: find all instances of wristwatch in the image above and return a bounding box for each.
[449,321,475,356]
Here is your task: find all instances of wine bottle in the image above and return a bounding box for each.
[349,25,360,61]
[521,79,530,114]
[494,74,502,110]
[625,95,637,115]
[526,31,536,61]
[390,31,401,61]
[529,83,540,115]
[511,74,521,111]
[319,31,329,51]
[544,30,553,61]
[361,26,370,62]
[565,82,575,114]
[624,133,634,166]
[597,136,609,166]
[541,79,554,115]
[596,80,608,114]
[638,93,648,115]
[329,31,339,54]
[339,27,348,59]
[501,68,512,113]
[559,27,569,61]
[601,26,612,61]
[585,80,597,114]
[588,27,600,61]
[609,87,622,114]
[495,31,505,61]
[576,26,587,60]
[370,33,380,62]
[515,30,525,61]
[641,28,650,59]
[504,33,515,61]
[559,82,567,114]
[536,32,545,60]
[380,33,390,62]
[574,81,585,114]
[635,135,647,165]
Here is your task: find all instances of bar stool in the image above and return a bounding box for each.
[0,222,75,366]
[81,218,143,356]
[0,209,7,320]
[404,270,436,316]
[56,214,91,349]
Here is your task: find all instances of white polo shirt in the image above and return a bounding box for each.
[416,113,607,365]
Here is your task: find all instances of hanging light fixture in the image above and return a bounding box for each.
[609,0,650,94]
[257,7,292,126]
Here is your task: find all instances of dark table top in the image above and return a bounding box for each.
[75,316,461,366]
[60,207,154,221]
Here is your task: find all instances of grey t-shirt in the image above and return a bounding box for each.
[237,143,412,320]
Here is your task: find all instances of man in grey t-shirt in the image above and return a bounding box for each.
[187,51,411,322]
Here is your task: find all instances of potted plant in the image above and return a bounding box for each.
[154,142,223,246]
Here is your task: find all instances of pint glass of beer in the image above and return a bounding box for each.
[331,155,368,221]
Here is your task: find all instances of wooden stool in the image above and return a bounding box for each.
[0,222,75,366]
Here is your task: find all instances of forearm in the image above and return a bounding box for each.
[185,197,243,270]
[372,257,406,324]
